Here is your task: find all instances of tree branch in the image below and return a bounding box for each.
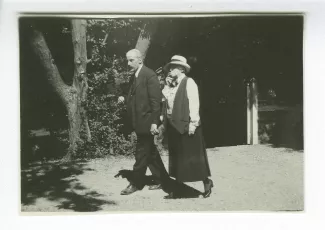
[30,29,70,104]
[102,32,109,46]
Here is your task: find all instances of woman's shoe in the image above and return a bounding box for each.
[203,179,214,198]
[163,192,176,199]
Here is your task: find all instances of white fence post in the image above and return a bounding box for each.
[246,81,252,144]
[251,78,259,145]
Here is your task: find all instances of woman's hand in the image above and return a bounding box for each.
[188,123,196,136]
[150,124,159,135]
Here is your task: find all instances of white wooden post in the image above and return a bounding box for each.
[246,81,252,144]
[251,78,259,144]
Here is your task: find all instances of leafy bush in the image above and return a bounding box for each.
[77,59,135,157]
[73,19,145,158]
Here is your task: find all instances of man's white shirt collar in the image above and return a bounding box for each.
[135,64,143,78]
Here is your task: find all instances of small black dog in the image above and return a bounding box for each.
[114,169,158,186]
[115,169,203,199]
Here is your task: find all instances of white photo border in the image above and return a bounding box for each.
[1,0,325,229]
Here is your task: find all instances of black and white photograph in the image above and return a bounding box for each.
[18,13,305,213]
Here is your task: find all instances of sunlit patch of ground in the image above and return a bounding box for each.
[21,144,303,213]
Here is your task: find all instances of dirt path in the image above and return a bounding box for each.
[21,145,303,213]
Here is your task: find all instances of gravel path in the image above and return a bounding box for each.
[21,144,303,213]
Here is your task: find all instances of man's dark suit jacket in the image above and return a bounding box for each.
[126,65,162,135]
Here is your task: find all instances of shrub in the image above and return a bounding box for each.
[77,60,136,157]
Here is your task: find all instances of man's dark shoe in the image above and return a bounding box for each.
[148,184,162,190]
[120,184,139,195]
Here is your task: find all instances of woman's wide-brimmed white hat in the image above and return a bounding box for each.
[163,55,191,73]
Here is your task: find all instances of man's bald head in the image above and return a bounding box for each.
[126,49,143,60]
[126,49,143,72]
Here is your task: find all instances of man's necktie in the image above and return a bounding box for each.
[130,74,136,96]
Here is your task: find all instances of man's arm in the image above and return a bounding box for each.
[117,75,134,103]
[147,73,162,126]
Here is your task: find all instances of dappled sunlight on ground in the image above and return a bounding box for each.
[21,144,303,213]
[21,160,117,212]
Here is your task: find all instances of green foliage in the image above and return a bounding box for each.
[74,19,148,158]
[86,18,144,61]
[84,69,135,157]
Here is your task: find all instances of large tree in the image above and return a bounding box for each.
[30,19,90,161]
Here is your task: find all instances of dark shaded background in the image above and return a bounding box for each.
[20,16,303,151]
[146,16,303,147]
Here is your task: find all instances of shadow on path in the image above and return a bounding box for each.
[162,178,203,199]
[21,160,116,212]
[114,169,202,199]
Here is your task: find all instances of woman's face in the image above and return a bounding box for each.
[168,65,184,78]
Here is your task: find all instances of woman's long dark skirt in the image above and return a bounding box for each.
[167,122,211,182]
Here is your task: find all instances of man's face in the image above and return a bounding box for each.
[126,53,142,73]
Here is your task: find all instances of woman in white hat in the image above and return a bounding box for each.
[162,55,213,198]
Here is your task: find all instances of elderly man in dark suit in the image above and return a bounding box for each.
[118,49,169,195]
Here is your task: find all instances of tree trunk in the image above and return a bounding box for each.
[65,90,82,159]
[71,19,91,143]
[30,19,90,161]
[135,21,159,60]
[30,30,71,105]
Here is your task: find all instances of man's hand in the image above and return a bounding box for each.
[117,96,125,104]
[188,123,196,136]
[150,124,159,135]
